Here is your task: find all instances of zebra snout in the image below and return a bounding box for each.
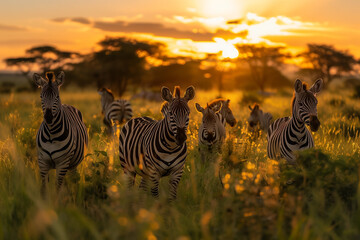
[249,121,256,128]
[44,108,53,124]
[206,131,215,142]
[175,127,187,145]
[309,115,320,132]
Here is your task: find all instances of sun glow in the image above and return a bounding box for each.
[214,38,239,59]
[198,0,244,19]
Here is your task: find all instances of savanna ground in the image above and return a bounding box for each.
[1,87,360,240]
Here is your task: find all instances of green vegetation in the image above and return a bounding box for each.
[0,89,359,239]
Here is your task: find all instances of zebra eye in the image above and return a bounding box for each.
[298,103,303,107]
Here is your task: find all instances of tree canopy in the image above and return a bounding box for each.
[236,44,290,91]
[4,45,80,90]
[299,44,358,87]
[89,37,164,96]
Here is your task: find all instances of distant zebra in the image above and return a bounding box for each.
[98,88,133,134]
[248,103,273,132]
[208,99,237,127]
[33,72,88,192]
[267,79,323,164]
[195,102,226,147]
[119,86,195,200]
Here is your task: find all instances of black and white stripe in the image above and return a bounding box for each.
[248,103,273,132]
[119,86,195,200]
[267,79,323,164]
[33,72,88,192]
[98,88,133,134]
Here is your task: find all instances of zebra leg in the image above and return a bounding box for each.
[139,177,149,192]
[55,159,70,191]
[150,174,160,198]
[124,170,136,188]
[69,168,80,183]
[169,170,183,201]
[39,166,50,196]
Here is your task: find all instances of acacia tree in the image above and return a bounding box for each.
[4,45,80,90]
[299,44,358,87]
[91,37,164,96]
[236,44,289,92]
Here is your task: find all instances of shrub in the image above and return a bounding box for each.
[240,92,264,105]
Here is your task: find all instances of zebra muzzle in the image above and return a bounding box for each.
[175,127,187,145]
[309,115,320,132]
[44,108,53,124]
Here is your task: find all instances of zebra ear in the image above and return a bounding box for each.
[248,105,253,111]
[161,86,173,102]
[184,86,195,102]
[33,73,47,88]
[294,79,304,93]
[309,79,323,95]
[56,71,65,87]
[195,103,204,113]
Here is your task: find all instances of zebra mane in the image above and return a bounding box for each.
[174,86,181,98]
[45,72,55,85]
[208,98,227,109]
[291,82,309,113]
[100,88,114,100]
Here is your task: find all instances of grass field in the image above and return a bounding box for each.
[0,88,360,239]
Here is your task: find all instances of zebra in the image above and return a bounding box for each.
[33,71,88,192]
[119,86,195,200]
[195,102,226,147]
[208,99,237,127]
[267,79,323,164]
[98,88,133,134]
[248,103,273,132]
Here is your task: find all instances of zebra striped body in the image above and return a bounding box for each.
[98,88,133,133]
[267,79,322,164]
[34,72,88,191]
[248,104,273,132]
[119,86,195,200]
[196,102,226,147]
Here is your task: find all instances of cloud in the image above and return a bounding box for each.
[92,20,216,41]
[0,23,27,31]
[53,17,245,41]
[52,17,91,25]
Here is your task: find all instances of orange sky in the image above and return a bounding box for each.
[0,0,360,70]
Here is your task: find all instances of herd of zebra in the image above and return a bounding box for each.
[33,71,323,199]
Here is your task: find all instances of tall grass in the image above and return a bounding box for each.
[0,89,359,239]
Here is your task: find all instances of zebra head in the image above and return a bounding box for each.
[248,103,261,128]
[196,102,222,142]
[293,79,323,132]
[97,88,114,113]
[162,86,195,146]
[220,99,236,127]
[33,71,64,125]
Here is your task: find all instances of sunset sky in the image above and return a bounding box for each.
[1,0,360,70]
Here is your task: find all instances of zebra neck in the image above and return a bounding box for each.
[216,113,226,127]
[260,113,271,129]
[160,115,178,149]
[44,107,64,132]
[290,109,306,135]
[102,100,112,113]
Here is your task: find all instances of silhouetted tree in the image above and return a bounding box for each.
[91,37,164,96]
[149,60,217,90]
[299,44,358,87]
[236,44,290,91]
[4,45,80,90]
